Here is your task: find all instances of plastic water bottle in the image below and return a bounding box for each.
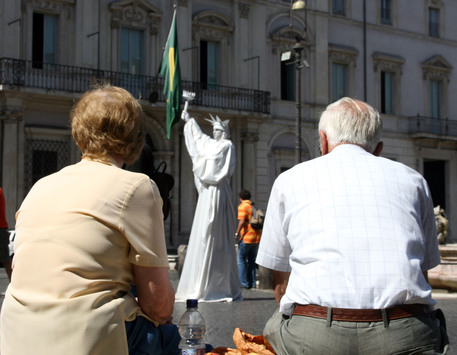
[178,299,206,355]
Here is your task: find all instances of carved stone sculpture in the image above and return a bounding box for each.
[434,205,448,244]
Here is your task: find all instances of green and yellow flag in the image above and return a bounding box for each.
[159,10,182,139]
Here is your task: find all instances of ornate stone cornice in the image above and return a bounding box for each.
[241,131,259,143]
[0,110,24,122]
[110,0,161,34]
[27,0,74,10]
[422,55,453,81]
[372,52,405,73]
[329,44,358,65]
[239,3,250,19]
[193,10,234,36]
[271,26,310,55]
[429,0,444,7]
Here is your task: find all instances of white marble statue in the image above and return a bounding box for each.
[175,111,241,302]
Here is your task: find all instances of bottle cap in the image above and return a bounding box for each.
[186,299,198,308]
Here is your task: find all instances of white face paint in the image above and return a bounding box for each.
[213,128,224,141]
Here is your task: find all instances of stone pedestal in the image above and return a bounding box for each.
[428,244,457,291]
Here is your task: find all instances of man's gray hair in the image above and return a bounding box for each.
[318,97,382,153]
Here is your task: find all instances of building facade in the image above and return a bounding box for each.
[1,0,456,248]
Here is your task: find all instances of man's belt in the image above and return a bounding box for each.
[293,304,429,322]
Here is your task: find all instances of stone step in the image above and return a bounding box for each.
[429,244,457,291]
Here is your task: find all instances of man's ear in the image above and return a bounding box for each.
[373,141,383,156]
[319,131,329,156]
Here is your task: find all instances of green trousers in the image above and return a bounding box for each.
[264,308,447,355]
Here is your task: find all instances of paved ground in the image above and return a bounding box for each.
[0,268,455,353]
[170,270,457,353]
[170,269,277,350]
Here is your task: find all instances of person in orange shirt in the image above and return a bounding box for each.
[0,186,12,281]
[236,190,261,289]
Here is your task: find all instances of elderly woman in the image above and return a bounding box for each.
[0,86,179,355]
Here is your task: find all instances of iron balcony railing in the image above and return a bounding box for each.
[0,57,270,114]
[409,115,457,138]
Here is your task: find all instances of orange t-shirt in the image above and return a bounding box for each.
[238,200,261,244]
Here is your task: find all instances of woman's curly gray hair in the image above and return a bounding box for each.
[70,85,145,165]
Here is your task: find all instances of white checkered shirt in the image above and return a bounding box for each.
[256,144,440,316]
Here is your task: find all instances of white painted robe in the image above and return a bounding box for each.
[176,118,241,302]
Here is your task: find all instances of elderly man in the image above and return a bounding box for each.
[257,97,447,354]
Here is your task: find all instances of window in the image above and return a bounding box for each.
[373,53,404,115]
[333,0,345,15]
[25,136,71,193]
[429,8,439,37]
[380,0,392,24]
[332,64,347,101]
[120,28,144,74]
[422,55,451,123]
[32,13,57,68]
[329,45,357,101]
[200,41,219,88]
[281,56,295,101]
[32,150,57,184]
[110,1,161,79]
[192,11,233,86]
[430,80,441,119]
[381,71,394,114]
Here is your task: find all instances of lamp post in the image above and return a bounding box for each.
[293,42,304,165]
[291,0,306,165]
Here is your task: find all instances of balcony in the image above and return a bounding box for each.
[408,115,457,141]
[0,57,270,114]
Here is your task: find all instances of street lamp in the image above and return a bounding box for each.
[292,0,306,10]
[289,0,307,165]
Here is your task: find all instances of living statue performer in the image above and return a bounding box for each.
[176,110,241,302]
